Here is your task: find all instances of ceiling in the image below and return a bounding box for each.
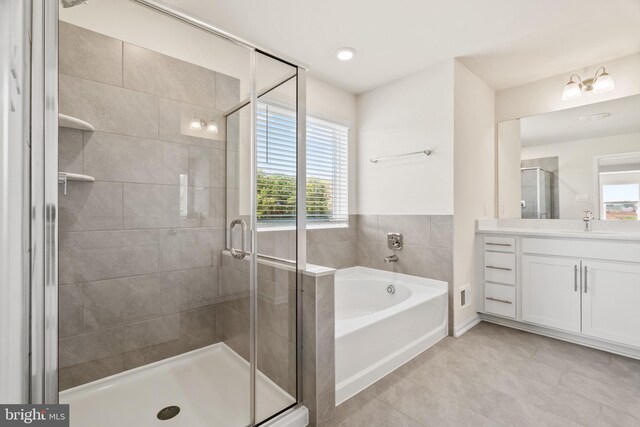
[520,94,640,146]
[163,0,640,94]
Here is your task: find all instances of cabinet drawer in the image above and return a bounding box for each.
[484,236,515,253]
[484,283,516,318]
[484,252,516,284]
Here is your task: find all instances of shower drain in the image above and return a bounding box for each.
[157,406,181,421]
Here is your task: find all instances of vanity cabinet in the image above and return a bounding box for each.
[581,260,640,348]
[478,233,640,356]
[522,255,581,333]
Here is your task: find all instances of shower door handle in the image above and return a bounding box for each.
[229,219,248,260]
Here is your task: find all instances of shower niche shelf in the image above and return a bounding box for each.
[58,172,95,195]
[59,113,95,132]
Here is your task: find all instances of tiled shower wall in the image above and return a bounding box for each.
[57,22,238,389]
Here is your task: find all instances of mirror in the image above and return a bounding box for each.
[497,94,640,220]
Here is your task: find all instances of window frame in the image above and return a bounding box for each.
[256,100,350,230]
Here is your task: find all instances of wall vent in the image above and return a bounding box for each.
[459,285,471,308]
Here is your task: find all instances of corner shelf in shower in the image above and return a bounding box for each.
[58,172,95,195]
[58,114,95,132]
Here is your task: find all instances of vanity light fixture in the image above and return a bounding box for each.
[336,47,356,61]
[562,67,615,101]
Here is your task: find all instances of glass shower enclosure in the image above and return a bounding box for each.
[29,1,307,426]
[521,167,552,219]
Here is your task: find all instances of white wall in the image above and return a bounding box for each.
[497,120,522,218]
[452,61,496,327]
[356,61,455,215]
[521,132,640,219]
[496,53,640,122]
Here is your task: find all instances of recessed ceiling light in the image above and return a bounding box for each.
[336,47,356,61]
[579,112,610,122]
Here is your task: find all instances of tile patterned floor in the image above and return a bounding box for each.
[331,321,640,427]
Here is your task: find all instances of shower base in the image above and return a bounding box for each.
[60,343,296,427]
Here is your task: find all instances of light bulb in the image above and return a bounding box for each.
[336,47,356,61]
[206,121,219,134]
[592,72,614,94]
[561,81,581,101]
[190,118,203,130]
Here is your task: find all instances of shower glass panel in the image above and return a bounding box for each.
[52,1,302,426]
[225,52,300,423]
[521,168,552,219]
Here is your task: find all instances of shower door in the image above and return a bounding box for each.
[225,52,305,424]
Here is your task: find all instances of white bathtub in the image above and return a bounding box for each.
[335,266,448,404]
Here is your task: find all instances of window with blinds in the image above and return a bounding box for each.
[256,102,348,226]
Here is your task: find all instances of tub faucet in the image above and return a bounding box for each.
[384,255,398,263]
[583,210,594,231]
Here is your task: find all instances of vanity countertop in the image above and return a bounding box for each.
[476,219,640,242]
[477,227,640,241]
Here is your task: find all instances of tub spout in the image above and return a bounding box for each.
[384,255,398,263]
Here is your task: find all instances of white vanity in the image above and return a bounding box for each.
[476,221,640,359]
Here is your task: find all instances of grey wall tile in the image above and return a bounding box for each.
[83,132,163,184]
[59,22,123,87]
[357,214,378,242]
[180,306,218,352]
[59,284,83,338]
[83,274,179,332]
[123,183,165,229]
[357,240,393,271]
[217,304,249,361]
[123,315,180,352]
[59,231,158,285]
[378,215,430,246]
[158,98,225,148]
[162,142,189,185]
[308,241,357,269]
[159,227,224,271]
[59,74,158,139]
[189,145,225,188]
[219,265,250,298]
[215,72,241,111]
[59,182,123,231]
[257,325,294,395]
[161,267,218,311]
[58,128,83,174]
[123,43,216,108]
[430,215,454,249]
[59,328,124,368]
[59,354,124,391]
[395,246,453,283]
[60,229,159,249]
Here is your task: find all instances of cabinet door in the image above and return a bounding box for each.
[522,255,581,333]
[582,261,640,348]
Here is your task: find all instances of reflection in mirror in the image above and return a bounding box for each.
[598,153,640,220]
[498,94,640,220]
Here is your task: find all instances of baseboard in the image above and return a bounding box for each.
[453,313,481,337]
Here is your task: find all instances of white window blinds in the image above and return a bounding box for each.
[256,103,348,225]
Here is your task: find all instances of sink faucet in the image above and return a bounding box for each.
[583,210,594,231]
[384,255,398,263]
